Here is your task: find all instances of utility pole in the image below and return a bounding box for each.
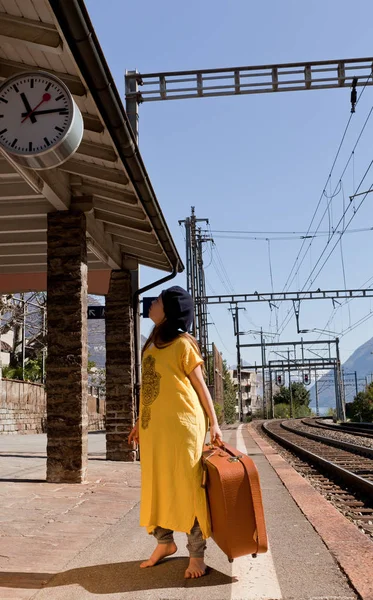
[354,371,358,398]
[229,305,245,422]
[287,349,293,418]
[179,208,209,344]
[335,337,346,421]
[196,228,213,364]
[260,329,267,418]
[314,367,319,417]
[269,366,274,418]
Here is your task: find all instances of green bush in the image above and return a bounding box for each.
[3,358,42,383]
[251,409,266,420]
[348,391,373,422]
[222,361,237,424]
[274,403,290,418]
[294,404,313,418]
[214,403,224,426]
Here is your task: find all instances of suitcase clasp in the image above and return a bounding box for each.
[228,455,242,462]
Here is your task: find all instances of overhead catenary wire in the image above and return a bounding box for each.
[209,226,373,241]
[301,168,373,292]
[305,271,373,361]
[280,76,373,297]
[276,153,373,336]
[207,308,235,356]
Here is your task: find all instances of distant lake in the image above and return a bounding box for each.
[310,405,333,416]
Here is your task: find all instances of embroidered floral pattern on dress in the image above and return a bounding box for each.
[141,355,161,429]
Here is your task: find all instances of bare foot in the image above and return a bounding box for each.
[184,557,207,578]
[140,541,177,568]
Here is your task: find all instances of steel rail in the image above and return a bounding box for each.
[262,421,373,498]
[302,418,373,439]
[280,420,373,457]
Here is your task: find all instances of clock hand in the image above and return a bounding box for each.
[20,92,36,124]
[21,92,51,124]
[21,108,68,117]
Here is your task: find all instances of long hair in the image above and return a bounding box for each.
[142,321,203,367]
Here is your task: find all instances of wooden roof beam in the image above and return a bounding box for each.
[0,232,46,245]
[92,197,146,221]
[94,209,152,233]
[70,177,137,205]
[0,12,63,55]
[61,159,129,186]
[0,181,44,200]
[105,223,159,247]
[0,244,46,256]
[77,140,117,162]
[0,58,86,96]
[0,200,51,218]
[85,213,122,270]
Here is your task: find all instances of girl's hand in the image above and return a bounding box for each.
[128,420,139,445]
[210,422,223,445]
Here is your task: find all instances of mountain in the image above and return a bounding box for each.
[88,297,147,368]
[309,336,373,413]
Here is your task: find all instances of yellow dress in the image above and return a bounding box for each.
[139,335,211,539]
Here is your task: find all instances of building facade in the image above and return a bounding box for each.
[229,368,261,416]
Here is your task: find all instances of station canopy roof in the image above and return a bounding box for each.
[0,0,183,294]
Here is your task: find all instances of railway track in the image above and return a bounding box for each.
[301,417,373,439]
[261,419,373,537]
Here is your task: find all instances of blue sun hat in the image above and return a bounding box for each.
[161,286,194,332]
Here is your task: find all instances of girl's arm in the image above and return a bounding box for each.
[189,364,223,442]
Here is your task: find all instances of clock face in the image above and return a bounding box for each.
[0,72,73,156]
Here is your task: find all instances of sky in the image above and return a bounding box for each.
[86,0,373,369]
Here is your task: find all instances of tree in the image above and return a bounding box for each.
[3,357,43,383]
[223,360,237,424]
[274,382,310,407]
[346,384,373,422]
[273,381,312,417]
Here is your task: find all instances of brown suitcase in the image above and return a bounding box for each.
[202,440,268,562]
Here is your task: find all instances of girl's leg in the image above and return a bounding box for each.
[140,526,177,569]
[185,518,207,578]
[153,526,175,545]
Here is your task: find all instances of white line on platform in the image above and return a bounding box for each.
[230,425,282,600]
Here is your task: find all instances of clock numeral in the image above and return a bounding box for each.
[55,94,64,101]
[44,137,50,146]
[29,142,33,152]
[45,82,51,92]
[0,98,8,104]
[0,128,7,135]
[55,126,64,133]
[30,78,34,88]
[59,109,69,115]
[11,138,18,148]
[13,84,19,93]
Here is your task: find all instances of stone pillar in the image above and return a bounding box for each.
[46,211,88,483]
[105,270,136,461]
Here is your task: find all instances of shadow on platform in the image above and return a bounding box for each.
[0,557,234,594]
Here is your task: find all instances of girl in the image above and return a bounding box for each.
[128,285,223,579]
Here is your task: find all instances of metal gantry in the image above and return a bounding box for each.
[202,288,373,305]
[241,338,345,421]
[126,57,373,107]
[179,208,211,366]
[124,57,373,420]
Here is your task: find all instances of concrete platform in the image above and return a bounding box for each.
[0,425,365,599]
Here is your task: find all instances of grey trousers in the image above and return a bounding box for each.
[153,518,206,558]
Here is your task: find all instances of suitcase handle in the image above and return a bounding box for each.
[208,438,226,450]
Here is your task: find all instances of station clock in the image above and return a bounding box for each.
[0,71,83,170]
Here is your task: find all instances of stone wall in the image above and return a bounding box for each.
[0,379,105,434]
